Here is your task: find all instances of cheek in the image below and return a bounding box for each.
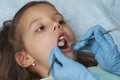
[35,35,57,60]
[41,34,57,49]
[23,37,57,68]
[33,35,57,66]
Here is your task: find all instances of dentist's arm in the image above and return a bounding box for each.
[48,46,99,80]
[73,25,120,75]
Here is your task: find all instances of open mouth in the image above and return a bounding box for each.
[57,33,71,52]
[58,36,68,49]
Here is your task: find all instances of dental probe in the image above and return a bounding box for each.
[47,27,120,76]
[47,55,56,76]
[71,27,120,44]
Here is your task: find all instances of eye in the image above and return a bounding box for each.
[35,26,45,32]
[59,20,66,25]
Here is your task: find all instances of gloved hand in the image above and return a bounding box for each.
[48,46,99,80]
[73,25,120,75]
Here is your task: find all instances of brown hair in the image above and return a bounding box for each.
[0,1,55,80]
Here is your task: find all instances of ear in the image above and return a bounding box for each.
[15,51,34,68]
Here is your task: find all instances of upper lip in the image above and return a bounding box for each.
[57,32,67,43]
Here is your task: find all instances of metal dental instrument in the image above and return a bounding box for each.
[47,27,120,76]
[47,55,56,76]
[71,27,120,44]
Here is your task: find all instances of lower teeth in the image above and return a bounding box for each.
[58,40,65,47]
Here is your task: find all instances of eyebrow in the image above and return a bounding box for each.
[54,12,64,18]
[28,12,63,29]
[55,12,63,17]
[29,18,41,29]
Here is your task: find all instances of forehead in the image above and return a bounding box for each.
[17,3,58,29]
[22,3,57,18]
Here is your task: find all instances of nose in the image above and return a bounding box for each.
[52,22,63,32]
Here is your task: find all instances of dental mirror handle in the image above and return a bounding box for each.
[47,55,56,76]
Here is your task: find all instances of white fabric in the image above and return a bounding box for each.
[0,0,42,26]
[0,0,120,50]
[48,0,120,50]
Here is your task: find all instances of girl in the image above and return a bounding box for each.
[0,1,97,80]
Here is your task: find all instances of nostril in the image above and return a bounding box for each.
[54,26,56,31]
[53,24,62,31]
[58,25,60,29]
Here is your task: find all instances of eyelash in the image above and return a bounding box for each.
[35,20,65,32]
[35,26,45,32]
[59,20,66,25]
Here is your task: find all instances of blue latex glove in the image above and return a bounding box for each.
[73,25,120,75]
[48,46,99,80]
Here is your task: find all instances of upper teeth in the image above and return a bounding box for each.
[59,36,64,40]
[58,36,65,47]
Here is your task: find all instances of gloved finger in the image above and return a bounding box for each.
[103,33,115,46]
[73,25,105,51]
[48,46,64,67]
[81,39,95,50]
[73,41,87,51]
[94,30,108,49]
[80,25,106,43]
[48,47,56,67]
[73,26,95,51]
[52,61,61,76]
[53,46,73,65]
[48,47,63,75]
[93,26,115,45]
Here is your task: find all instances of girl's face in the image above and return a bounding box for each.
[17,3,76,77]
